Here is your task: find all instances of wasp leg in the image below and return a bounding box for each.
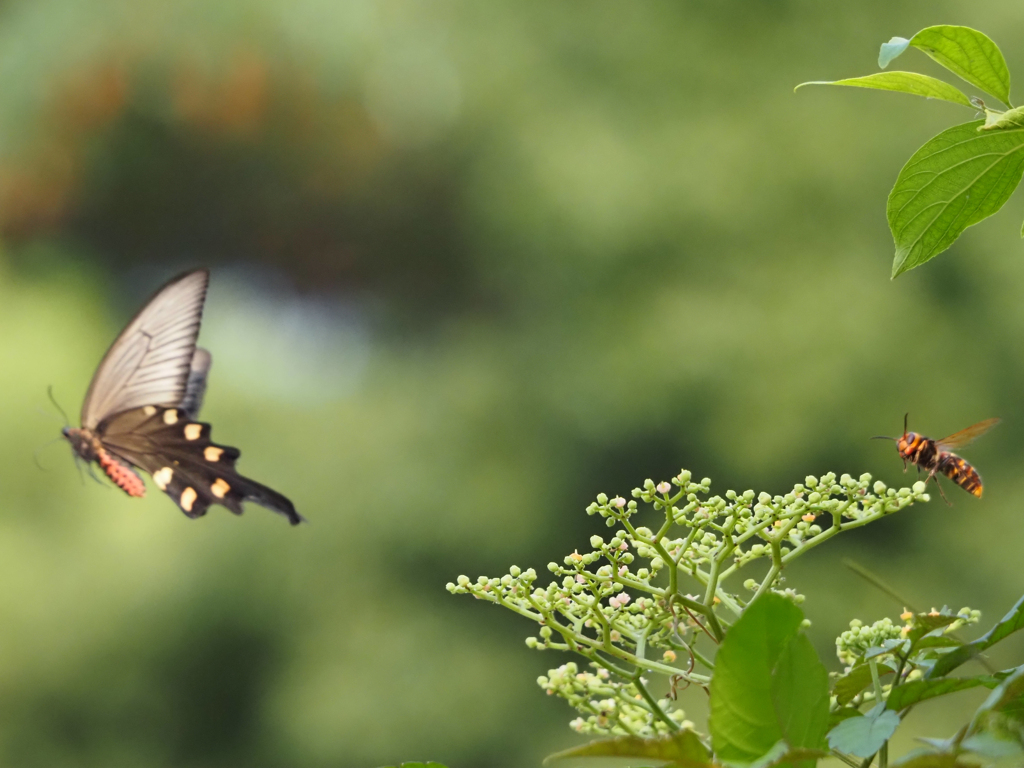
[925,470,951,506]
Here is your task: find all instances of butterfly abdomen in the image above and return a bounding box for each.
[938,453,984,497]
[97,448,146,497]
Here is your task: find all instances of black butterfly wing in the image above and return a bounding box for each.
[81,270,209,429]
[99,406,303,525]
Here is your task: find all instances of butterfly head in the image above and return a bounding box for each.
[62,427,99,461]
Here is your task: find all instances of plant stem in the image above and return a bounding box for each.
[633,675,680,731]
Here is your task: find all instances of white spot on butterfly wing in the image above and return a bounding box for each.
[184,423,202,440]
[181,487,197,512]
[163,409,179,425]
[153,467,173,490]
[143,405,157,417]
[211,478,230,498]
[204,446,223,462]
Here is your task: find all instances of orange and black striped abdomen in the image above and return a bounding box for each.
[938,453,984,497]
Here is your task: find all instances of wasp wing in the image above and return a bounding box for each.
[935,418,1001,451]
[81,270,209,429]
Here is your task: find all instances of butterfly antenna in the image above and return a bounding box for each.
[32,436,65,471]
[47,385,71,428]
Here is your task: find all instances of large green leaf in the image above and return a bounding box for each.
[709,595,829,766]
[909,26,1011,107]
[887,120,1024,277]
[795,73,972,108]
[827,705,900,758]
[929,594,1024,678]
[543,730,711,766]
[772,634,830,755]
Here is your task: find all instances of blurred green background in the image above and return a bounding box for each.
[1,1,1024,766]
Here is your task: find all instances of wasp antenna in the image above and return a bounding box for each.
[904,412,909,435]
[871,435,896,441]
[47,385,71,428]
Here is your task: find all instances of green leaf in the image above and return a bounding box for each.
[828,708,863,730]
[834,662,895,706]
[772,634,830,756]
[543,730,711,766]
[961,732,1024,760]
[972,665,1024,719]
[888,120,1024,278]
[929,594,1024,678]
[913,635,962,651]
[795,73,972,108]
[865,638,909,660]
[827,705,900,758]
[981,105,1024,131]
[909,26,1011,106]
[712,598,831,765]
[885,677,992,710]
[378,763,448,768]
[907,613,960,646]
[879,37,911,68]
[889,753,973,768]
[709,595,829,765]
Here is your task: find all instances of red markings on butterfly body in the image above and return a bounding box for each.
[97,448,146,497]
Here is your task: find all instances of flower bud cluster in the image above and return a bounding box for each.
[450,468,930,737]
[836,607,981,667]
[836,617,904,667]
[539,662,692,736]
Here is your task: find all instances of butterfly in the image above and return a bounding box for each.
[62,269,303,525]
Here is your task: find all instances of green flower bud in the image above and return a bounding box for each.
[445,582,456,591]
[805,475,818,488]
[758,492,771,504]
[509,565,521,577]
[526,637,539,648]
[913,481,926,494]
[644,479,656,490]
[743,578,757,591]
[590,535,604,548]
[596,493,609,505]
[540,626,553,639]
[457,575,470,587]
[859,473,872,484]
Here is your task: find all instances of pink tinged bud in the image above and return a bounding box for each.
[801,513,816,522]
[618,566,628,576]
[570,550,583,562]
[612,497,626,508]
[657,482,671,494]
[576,574,586,583]
[619,541,628,550]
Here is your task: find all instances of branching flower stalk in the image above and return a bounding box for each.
[448,469,931,736]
